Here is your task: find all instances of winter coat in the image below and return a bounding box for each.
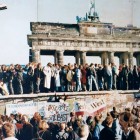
[43,66,51,89]
[99,126,115,140]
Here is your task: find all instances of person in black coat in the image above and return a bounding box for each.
[121,64,128,90]
[97,65,104,90]
[26,64,34,93]
[38,120,52,140]
[128,66,134,90]
[7,65,15,95]
[103,64,112,91]
[138,66,140,90]
[133,65,139,90]
[14,64,23,94]
[100,116,115,140]
[34,63,43,93]
[60,66,67,92]
[30,112,42,138]
[20,115,33,140]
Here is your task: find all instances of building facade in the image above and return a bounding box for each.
[27,21,140,66]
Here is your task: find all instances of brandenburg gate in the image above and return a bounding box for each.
[27,2,140,66]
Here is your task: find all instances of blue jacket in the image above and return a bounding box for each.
[93,123,104,140]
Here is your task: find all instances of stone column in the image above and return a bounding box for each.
[29,49,32,62]
[128,52,134,67]
[57,50,64,66]
[75,51,80,65]
[136,54,140,66]
[80,51,86,65]
[54,51,58,64]
[111,26,114,36]
[101,52,108,66]
[32,49,41,63]
[108,52,115,64]
[119,52,128,65]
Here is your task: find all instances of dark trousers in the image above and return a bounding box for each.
[34,78,40,93]
[8,81,14,95]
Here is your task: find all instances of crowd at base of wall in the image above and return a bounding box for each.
[0,105,140,140]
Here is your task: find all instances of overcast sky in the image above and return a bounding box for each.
[0,0,139,65]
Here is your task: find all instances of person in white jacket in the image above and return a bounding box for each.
[43,63,52,92]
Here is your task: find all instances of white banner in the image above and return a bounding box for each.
[6,102,70,122]
[86,99,106,114]
[6,102,38,118]
[74,99,106,115]
[6,99,106,121]
[45,102,70,122]
[0,104,5,115]
[37,101,46,117]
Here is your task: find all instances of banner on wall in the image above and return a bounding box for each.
[74,99,106,115]
[86,99,106,115]
[6,102,38,118]
[37,101,46,117]
[6,102,70,122]
[6,101,46,118]
[0,104,5,115]
[74,101,86,112]
[6,98,106,120]
[45,102,70,122]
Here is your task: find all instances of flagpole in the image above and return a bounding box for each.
[129,0,135,26]
[94,0,95,21]
[37,0,38,21]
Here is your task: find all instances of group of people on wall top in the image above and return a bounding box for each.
[0,62,139,95]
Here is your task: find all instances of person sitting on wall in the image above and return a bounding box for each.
[0,80,9,95]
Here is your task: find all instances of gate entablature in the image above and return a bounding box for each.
[28,21,140,66]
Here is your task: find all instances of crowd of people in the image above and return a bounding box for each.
[0,107,140,140]
[0,62,140,95]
